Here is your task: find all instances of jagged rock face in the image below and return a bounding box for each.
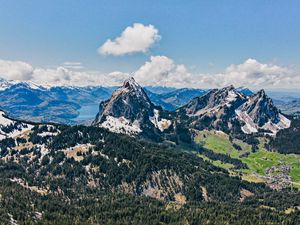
[178,86,246,131]
[182,86,246,116]
[236,90,291,135]
[179,86,290,135]
[239,90,280,126]
[94,77,153,124]
[93,77,290,137]
[93,78,172,137]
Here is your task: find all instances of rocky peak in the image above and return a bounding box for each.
[181,85,246,116]
[93,77,153,124]
[236,89,291,134]
[239,89,280,126]
[257,89,266,97]
[123,77,140,90]
[92,78,173,137]
[110,77,151,104]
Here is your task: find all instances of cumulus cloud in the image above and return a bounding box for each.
[0,59,33,80]
[31,67,126,87]
[0,59,126,87]
[134,56,192,87]
[221,58,290,87]
[98,23,161,56]
[133,57,298,89]
[0,57,299,89]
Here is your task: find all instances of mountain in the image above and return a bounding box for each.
[159,88,207,110]
[177,86,291,135]
[93,79,292,139]
[93,77,173,139]
[0,78,114,124]
[0,79,299,223]
[236,90,291,135]
[177,85,247,132]
[2,77,294,127]
[145,88,207,111]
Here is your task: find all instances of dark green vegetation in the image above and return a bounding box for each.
[269,117,300,154]
[0,175,299,225]
[0,124,299,224]
[1,125,267,202]
[195,129,300,188]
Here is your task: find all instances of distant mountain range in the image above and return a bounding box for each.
[0,78,298,124]
[0,79,114,124]
[0,77,299,224]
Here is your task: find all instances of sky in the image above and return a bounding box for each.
[0,0,300,89]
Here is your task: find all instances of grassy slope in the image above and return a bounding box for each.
[195,130,300,186]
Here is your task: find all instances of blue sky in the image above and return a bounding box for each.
[0,0,300,89]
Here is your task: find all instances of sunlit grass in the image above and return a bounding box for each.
[195,130,300,186]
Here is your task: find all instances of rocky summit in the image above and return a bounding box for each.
[235,89,291,135]
[93,77,173,137]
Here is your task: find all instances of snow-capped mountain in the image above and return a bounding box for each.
[93,77,172,136]
[0,78,46,91]
[236,90,291,134]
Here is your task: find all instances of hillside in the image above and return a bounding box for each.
[0,79,299,224]
[0,123,299,224]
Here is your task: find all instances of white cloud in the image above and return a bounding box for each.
[0,59,125,87]
[31,67,125,87]
[62,62,84,70]
[222,58,290,87]
[98,23,161,56]
[0,59,33,80]
[0,57,299,89]
[134,56,191,87]
[133,57,299,89]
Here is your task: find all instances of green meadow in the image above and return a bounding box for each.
[195,130,300,186]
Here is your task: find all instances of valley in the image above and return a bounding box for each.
[0,77,299,224]
[195,130,300,189]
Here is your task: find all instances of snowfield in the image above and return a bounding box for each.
[235,110,291,135]
[99,115,142,135]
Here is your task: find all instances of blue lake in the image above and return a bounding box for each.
[76,104,99,121]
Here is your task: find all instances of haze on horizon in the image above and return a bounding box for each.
[0,0,300,90]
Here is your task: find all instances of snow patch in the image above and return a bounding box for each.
[236,110,290,135]
[235,110,258,134]
[149,109,171,132]
[0,111,34,140]
[100,116,142,135]
[226,90,237,104]
[37,131,59,137]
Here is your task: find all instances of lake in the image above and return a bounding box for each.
[76,104,99,121]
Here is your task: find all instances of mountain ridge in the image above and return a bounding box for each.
[93,78,291,139]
